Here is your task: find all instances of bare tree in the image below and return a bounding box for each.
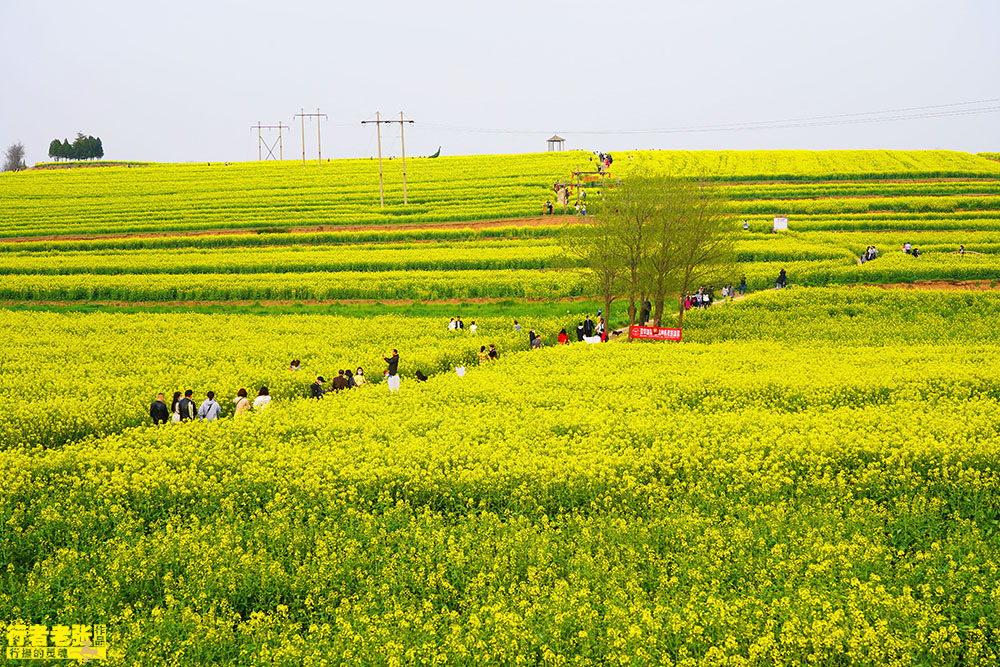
[599,169,661,327]
[670,182,734,328]
[3,142,25,172]
[561,218,624,335]
[568,172,734,332]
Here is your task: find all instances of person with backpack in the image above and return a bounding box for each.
[150,393,169,425]
[198,391,221,422]
[177,390,197,421]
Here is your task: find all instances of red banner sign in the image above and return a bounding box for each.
[630,325,682,341]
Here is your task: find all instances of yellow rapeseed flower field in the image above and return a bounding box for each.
[1,289,999,665]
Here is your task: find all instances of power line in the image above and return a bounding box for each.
[420,97,1000,137]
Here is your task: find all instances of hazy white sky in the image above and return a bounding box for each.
[2,0,998,165]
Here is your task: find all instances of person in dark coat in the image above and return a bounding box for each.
[150,393,169,425]
[310,377,326,398]
[177,390,197,421]
[776,269,787,289]
[639,299,652,324]
[330,370,349,392]
[576,322,585,341]
[383,349,400,393]
[583,316,594,337]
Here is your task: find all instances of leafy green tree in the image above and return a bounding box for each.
[48,139,62,161]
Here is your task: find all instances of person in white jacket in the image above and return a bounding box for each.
[198,391,221,421]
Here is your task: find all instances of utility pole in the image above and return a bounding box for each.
[293,108,328,166]
[361,111,415,207]
[400,111,413,204]
[250,122,290,161]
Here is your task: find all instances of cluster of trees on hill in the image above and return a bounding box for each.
[48,133,104,161]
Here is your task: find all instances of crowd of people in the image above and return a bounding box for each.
[860,245,879,263]
[682,276,748,310]
[149,387,271,424]
[902,242,921,258]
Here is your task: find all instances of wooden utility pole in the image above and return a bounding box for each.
[362,112,385,207]
[361,111,415,207]
[250,122,290,160]
[293,108,328,165]
[400,111,412,204]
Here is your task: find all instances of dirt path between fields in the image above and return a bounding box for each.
[0,296,595,308]
[0,216,580,244]
[849,279,1000,291]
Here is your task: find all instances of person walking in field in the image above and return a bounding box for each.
[310,377,326,399]
[150,393,169,425]
[234,388,251,415]
[383,349,400,393]
[177,390,197,422]
[469,321,477,335]
[170,391,182,423]
[331,370,349,392]
[739,275,747,296]
[478,345,490,364]
[254,386,271,409]
[198,391,221,422]
[583,316,594,337]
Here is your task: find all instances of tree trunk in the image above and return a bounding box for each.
[677,294,685,328]
[653,297,665,327]
[628,299,636,327]
[605,297,614,340]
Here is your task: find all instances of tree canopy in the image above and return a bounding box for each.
[562,172,734,333]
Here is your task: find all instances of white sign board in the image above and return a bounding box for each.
[772,216,789,232]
